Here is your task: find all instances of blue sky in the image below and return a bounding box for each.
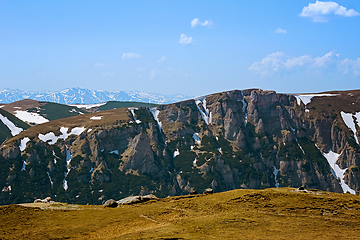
[0,0,359,96]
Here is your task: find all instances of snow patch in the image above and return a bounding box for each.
[193,158,197,165]
[295,139,305,154]
[14,110,49,124]
[0,113,23,136]
[273,166,279,188]
[90,116,102,120]
[241,90,248,126]
[21,161,26,171]
[63,179,68,191]
[194,98,212,125]
[19,137,30,151]
[322,150,356,194]
[150,107,162,131]
[38,127,86,145]
[218,147,222,154]
[52,150,57,164]
[65,145,72,177]
[47,172,54,188]
[87,128,92,133]
[109,150,119,154]
[173,149,180,158]
[341,111,360,145]
[69,102,106,109]
[128,108,141,124]
[192,133,201,144]
[294,94,339,106]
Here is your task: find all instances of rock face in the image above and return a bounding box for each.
[103,199,118,208]
[0,89,360,205]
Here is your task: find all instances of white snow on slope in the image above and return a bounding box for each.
[14,110,49,124]
[294,94,339,106]
[19,137,30,151]
[240,90,248,126]
[273,166,279,188]
[323,150,356,194]
[69,102,106,109]
[47,172,54,188]
[173,149,180,158]
[128,108,141,124]
[38,127,86,145]
[195,98,212,125]
[21,161,26,171]
[90,116,102,120]
[217,147,222,154]
[63,146,72,191]
[150,107,162,131]
[192,133,201,144]
[52,150,57,164]
[109,150,119,154]
[63,179,68,191]
[0,113,23,136]
[341,111,360,145]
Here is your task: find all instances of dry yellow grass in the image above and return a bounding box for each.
[1,188,360,239]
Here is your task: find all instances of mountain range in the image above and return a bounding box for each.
[0,88,193,104]
[0,88,360,206]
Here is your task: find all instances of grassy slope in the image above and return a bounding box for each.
[0,108,30,144]
[34,102,88,121]
[97,101,158,111]
[1,188,360,239]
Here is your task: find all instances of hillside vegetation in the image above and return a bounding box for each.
[1,188,360,239]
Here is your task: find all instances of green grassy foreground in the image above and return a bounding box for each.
[1,188,360,239]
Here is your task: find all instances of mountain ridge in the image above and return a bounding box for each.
[0,87,193,104]
[0,88,359,205]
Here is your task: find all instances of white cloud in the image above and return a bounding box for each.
[313,51,335,67]
[339,57,360,76]
[150,69,160,80]
[122,52,141,59]
[191,18,213,27]
[179,34,194,45]
[274,28,287,34]
[103,72,115,77]
[36,72,49,79]
[94,63,105,67]
[249,51,358,76]
[158,56,166,63]
[300,1,359,22]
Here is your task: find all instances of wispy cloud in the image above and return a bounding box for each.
[339,58,360,76]
[274,28,287,34]
[150,69,160,80]
[94,63,105,67]
[300,1,359,22]
[158,56,166,63]
[122,52,141,59]
[191,18,213,27]
[103,72,115,77]
[36,72,49,79]
[179,34,194,45]
[249,51,360,76]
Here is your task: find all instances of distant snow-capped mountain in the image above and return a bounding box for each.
[0,88,193,104]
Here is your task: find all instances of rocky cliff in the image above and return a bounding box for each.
[1,89,359,205]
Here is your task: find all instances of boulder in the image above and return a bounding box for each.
[117,195,158,205]
[141,194,158,201]
[189,190,198,195]
[117,196,142,205]
[103,199,118,208]
[203,188,213,194]
[44,197,52,202]
[34,199,42,203]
